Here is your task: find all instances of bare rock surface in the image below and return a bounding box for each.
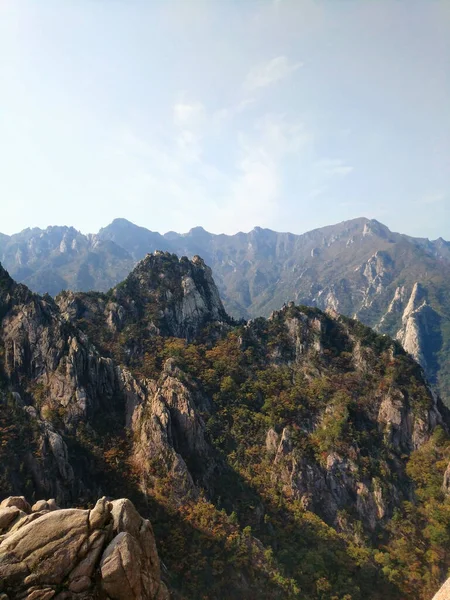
[0,496,169,600]
[433,577,450,600]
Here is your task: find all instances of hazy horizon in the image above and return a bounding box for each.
[1,1,449,238]
[1,215,449,243]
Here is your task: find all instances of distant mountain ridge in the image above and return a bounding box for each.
[1,217,449,405]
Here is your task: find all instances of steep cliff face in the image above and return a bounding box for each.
[0,257,220,508]
[0,495,169,600]
[124,358,214,502]
[393,283,442,374]
[57,252,231,347]
[234,306,444,533]
[1,257,450,599]
[3,217,449,406]
[110,252,230,338]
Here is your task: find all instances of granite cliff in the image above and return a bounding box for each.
[1,255,450,599]
[1,217,449,408]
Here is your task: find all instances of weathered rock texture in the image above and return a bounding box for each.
[432,577,450,600]
[0,255,226,506]
[251,305,445,532]
[2,217,449,405]
[56,252,232,361]
[0,495,169,600]
[0,256,446,520]
[1,253,449,600]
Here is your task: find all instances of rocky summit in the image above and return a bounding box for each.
[0,495,169,599]
[1,252,450,599]
[1,217,449,409]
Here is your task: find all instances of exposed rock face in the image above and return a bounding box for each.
[126,359,213,501]
[57,252,231,345]
[2,217,450,405]
[432,577,450,600]
[238,304,446,534]
[443,463,450,496]
[395,282,441,374]
[1,255,449,599]
[273,431,386,529]
[269,376,439,531]
[0,257,220,507]
[0,495,169,600]
[112,252,229,339]
[362,250,394,300]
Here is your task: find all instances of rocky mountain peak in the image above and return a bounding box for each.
[250,225,274,237]
[97,218,163,243]
[362,218,391,240]
[2,217,450,406]
[1,256,450,599]
[162,230,179,240]
[47,252,229,353]
[122,250,214,289]
[184,226,211,239]
[96,220,169,262]
[106,217,136,230]
[395,282,440,373]
[403,282,427,316]
[111,252,229,339]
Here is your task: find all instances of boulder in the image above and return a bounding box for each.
[0,496,169,599]
[432,577,450,600]
[0,507,21,531]
[0,496,31,513]
[31,499,59,513]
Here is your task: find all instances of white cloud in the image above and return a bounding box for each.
[220,115,312,231]
[212,98,256,125]
[243,56,303,92]
[420,192,446,205]
[172,99,206,163]
[105,112,313,234]
[173,101,205,128]
[317,158,354,178]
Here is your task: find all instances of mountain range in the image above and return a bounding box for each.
[1,251,450,599]
[1,217,449,407]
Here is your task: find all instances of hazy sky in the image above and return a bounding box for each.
[1,0,449,239]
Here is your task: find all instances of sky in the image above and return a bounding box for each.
[0,0,449,240]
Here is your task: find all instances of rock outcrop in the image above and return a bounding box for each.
[241,304,446,534]
[0,495,169,600]
[2,217,450,405]
[432,577,450,600]
[0,257,221,507]
[394,282,442,375]
[125,358,214,501]
[57,252,230,344]
[1,255,449,600]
